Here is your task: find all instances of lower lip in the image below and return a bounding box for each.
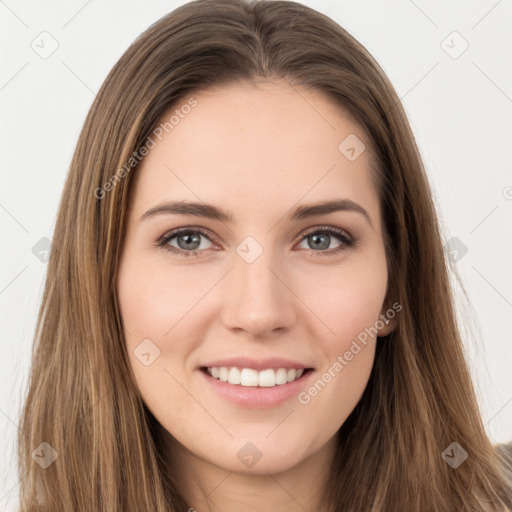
[198,368,314,408]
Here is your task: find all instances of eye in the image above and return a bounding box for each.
[156,225,356,257]
[295,226,355,255]
[157,227,215,257]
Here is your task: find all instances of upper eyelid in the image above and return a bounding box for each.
[159,225,353,246]
[160,226,218,245]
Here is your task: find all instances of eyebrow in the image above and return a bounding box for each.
[140,199,373,228]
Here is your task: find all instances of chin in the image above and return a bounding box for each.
[200,435,312,475]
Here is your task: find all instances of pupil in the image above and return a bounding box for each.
[178,233,200,250]
[310,233,329,250]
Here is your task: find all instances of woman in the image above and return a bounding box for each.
[17,0,512,510]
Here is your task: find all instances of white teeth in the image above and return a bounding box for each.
[275,368,288,385]
[240,368,259,386]
[258,369,276,387]
[219,367,228,382]
[228,367,241,385]
[205,366,307,387]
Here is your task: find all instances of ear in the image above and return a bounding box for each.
[376,301,401,337]
[377,314,396,337]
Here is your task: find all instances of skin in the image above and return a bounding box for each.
[117,79,396,512]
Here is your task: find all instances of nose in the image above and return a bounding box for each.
[219,248,297,338]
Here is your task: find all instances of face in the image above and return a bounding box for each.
[117,79,395,476]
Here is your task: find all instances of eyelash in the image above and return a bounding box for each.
[155,225,356,258]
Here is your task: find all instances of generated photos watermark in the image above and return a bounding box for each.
[94,97,198,199]
[297,301,402,405]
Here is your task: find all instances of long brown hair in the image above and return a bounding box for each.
[17,0,512,510]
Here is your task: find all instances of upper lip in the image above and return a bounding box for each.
[200,357,313,372]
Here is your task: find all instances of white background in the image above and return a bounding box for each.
[1,0,511,509]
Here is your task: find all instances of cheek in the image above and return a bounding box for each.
[116,256,198,403]
[298,343,376,442]
[299,253,388,348]
[117,257,199,425]
[294,254,386,423]
[117,256,205,344]
[297,271,384,421]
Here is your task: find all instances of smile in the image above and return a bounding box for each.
[204,366,306,387]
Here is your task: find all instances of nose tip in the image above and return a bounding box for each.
[220,254,296,338]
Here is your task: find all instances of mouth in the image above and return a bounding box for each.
[198,365,315,407]
[200,366,314,387]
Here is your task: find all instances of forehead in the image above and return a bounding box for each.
[129,80,380,225]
